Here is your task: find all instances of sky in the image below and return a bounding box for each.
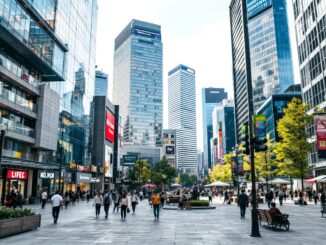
[95,0,300,151]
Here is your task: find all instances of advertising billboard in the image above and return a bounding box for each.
[165,145,175,155]
[254,115,267,139]
[122,155,138,166]
[7,170,28,180]
[315,116,326,151]
[105,110,115,143]
[247,0,272,19]
[104,145,113,178]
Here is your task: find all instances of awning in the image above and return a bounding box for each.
[1,157,60,171]
[306,175,326,184]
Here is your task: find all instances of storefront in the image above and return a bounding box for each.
[38,171,55,193]
[76,172,91,192]
[5,169,28,197]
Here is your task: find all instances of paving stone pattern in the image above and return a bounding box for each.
[1,198,325,244]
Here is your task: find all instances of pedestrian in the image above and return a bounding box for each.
[208,190,213,203]
[51,190,63,224]
[103,190,112,219]
[93,192,103,218]
[112,191,120,213]
[320,191,326,206]
[64,191,70,209]
[299,191,304,206]
[71,192,77,206]
[41,190,48,209]
[16,191,23,209]
[11,191,17,209]
[265,190,274,208]
[120,192,128,220]
[237,189,249,218]
[313,190,319,205]
[86,190,91,203]
[278,190,284,206]
[152,191,161,220]
[139,190,144,201]
[131,190,139,214]
[223,190,229,204]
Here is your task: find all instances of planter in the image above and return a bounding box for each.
[0,214,41,238]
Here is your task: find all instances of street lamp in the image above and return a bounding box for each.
[0,124,6,205]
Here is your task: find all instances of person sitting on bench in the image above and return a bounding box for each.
[269,202,283,222]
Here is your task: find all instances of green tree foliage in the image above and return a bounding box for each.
[179,174,197,187]
[128,159,150,188]
[150,158,177,185]
[275,98,313,190]
[209,152,232,183]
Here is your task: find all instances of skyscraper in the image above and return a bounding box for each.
[113,19,163,146]
[248,0,294,111]
[230,0,252,143]
[95,70,108,97]
[293,0,326,175]
[168,65,197,174]
[202,88,227,171]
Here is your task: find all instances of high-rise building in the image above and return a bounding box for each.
[95,71,108,97]
[202,88,227,171]
[293,0,326,175]
[113,19,163,146]
[230,0,252,143]
[0,0,98,201]
[211,99,236,166]
[168,65,197,174]
[248,0,294,111]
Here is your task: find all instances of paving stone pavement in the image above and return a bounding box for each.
[1,198,325,244]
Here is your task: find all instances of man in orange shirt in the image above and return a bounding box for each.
[152,191,161,220]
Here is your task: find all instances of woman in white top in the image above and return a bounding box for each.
[93,192,103,217]
[120,192,128,220]
[131,190,139,214]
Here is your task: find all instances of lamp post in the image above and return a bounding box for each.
[0,124,6,205]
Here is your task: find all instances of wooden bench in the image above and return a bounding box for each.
[322,205,326,218]
[257,209,290,231]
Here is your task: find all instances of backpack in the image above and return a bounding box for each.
[104,194,112,204]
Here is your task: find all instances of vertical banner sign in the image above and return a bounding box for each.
[231,157,237,176]
[254,115,267,139]
[105,110,115,142]
[315,116,326,151]
[238,156,244,173]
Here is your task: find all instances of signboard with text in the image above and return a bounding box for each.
[165,145,175,155]
[122,155,138,166]
[39,171,55,179]
[105,110,115,143]
[247,0,272,19]
[76,172,92,183]
[7,170,28,180]
[315,116,326,151]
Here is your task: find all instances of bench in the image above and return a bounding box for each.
[257,209,290,231]
[166,196,180,205]
[322,205,326,218]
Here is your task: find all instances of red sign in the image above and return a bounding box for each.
[315,116,326,150]
[105,110,115,142]
[7,170,28,180]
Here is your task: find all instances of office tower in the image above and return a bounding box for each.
[113,19,163,146]
[168,65,197,174]
[230,0,252,143]
[95,71,108,97]
[202,88,227,170]
[292,0,326,175]
[248,0,294,111]
[0,0,97,201]
[211,100,236,166]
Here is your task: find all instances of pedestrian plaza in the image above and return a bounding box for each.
[1,198,325,244]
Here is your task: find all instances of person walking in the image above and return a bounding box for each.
[152,191,161,220]
[93,192,103,218]
[86,190,91,203]
[64,192,70,209]
[313,190,319,205]
[112,191,120,213]
[237,189,249,218]
[139,190,144,201]
[41,190,47,209]
[265,190,274,208]
[208,190,213,203]
[120,192,128,220]
[16,191,23,209]
[278,190,284,206]
[131,190,138,214]
[103,190,112,219]
[299,191,304,206]
[320,191,326,206]
[51,190,63,224]
[223,190,229,204]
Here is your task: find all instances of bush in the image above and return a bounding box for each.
[189,200,209,207]
[0,207,35,220]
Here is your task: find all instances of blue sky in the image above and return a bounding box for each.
[96,0,300,150]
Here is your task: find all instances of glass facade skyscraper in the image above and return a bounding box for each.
[113,19,163,146]
[293,0,326,175]
[201,88,227,170]
[95,70,108,97]
[248,0,294,111]
[168,65,197,174]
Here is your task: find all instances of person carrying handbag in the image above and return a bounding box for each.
[131,190,139,214]
[93,192,103,218]
[120,192,128,220]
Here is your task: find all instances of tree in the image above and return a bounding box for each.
[150,158,177,186]
[180,174,197,187]
[275,98,313,191]
[128,159,150,189]
[209,152,232,183]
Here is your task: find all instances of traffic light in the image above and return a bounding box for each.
[241,124,250,155]
[254,137,267,152]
